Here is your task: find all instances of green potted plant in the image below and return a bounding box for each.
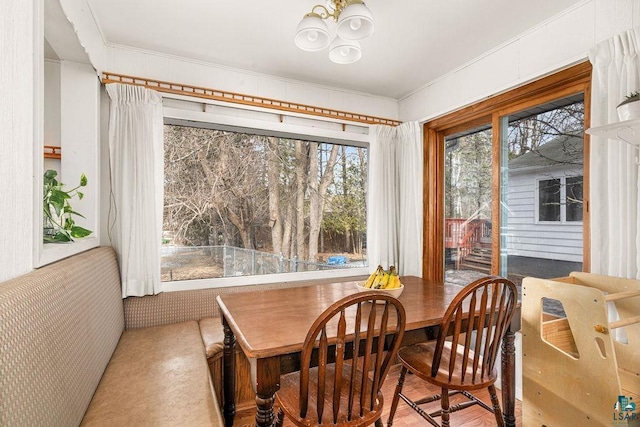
[617,90,640,121]
[43,169,92,243]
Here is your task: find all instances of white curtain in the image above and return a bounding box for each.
[589,27,640,279]
[368,122,423,276]
[106,84,164,297]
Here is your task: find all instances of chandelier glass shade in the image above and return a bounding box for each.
[329,36,362,64]
[295,13,331,51]
[294,0,374,64]
[336,2,374,40]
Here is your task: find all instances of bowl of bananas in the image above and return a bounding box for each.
[356,265,404,300]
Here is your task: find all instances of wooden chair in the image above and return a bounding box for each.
[275,292,406,427]
[387,276,517,427]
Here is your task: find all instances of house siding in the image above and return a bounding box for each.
[507,169,583,263]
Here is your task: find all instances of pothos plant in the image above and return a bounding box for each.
[43,169,92,243]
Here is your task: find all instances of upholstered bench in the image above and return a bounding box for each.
[0,247,223,426]
[122,274,368,417]
[81,321,220,426]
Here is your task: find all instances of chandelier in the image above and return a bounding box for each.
[294,0,374,64]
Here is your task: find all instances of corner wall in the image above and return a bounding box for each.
[57,0,399,122]
[0,0,37,282]
[103,44,399,121]
[399,0,640,122]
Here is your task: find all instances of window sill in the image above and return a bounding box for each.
[535,221,584,225]
[36,236,100,268]
[161,266,370,292]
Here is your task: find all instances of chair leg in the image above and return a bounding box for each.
[441,388,450,427]
[275,407,285,427]
[386,366,408,427]
[488,385,505,427]
[375,418,384,427]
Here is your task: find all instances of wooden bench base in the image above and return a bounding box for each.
[200,317,255,412]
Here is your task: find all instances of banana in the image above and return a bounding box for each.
[386,266,400,289]
[388,275,400,289]
[371,265,385,289]
[363,269,377,288]
[364,265,401,290]
[376,271,390,289]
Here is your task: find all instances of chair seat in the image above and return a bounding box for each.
[397,340,497,391]
[276,363,383,426]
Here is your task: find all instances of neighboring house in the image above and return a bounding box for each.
[507,135,584,263]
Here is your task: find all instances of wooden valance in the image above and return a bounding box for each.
[101,72,401,127]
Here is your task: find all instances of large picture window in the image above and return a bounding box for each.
[162,124,368,283]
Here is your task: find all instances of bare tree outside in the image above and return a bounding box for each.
[162,125,368,282]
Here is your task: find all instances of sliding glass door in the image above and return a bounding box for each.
[443,95,585,286]
[444,126,493,285]
[431,67,590,288]
[499,95,584,284]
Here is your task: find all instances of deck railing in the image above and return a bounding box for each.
[445,219,491,268]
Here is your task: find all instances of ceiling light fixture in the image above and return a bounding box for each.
[295,0,374,64]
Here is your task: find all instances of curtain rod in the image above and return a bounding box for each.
[101,72,401,127]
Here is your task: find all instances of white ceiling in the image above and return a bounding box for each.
[84,0,585,99]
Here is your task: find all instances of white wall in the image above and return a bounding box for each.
[36,60,101,267]
[0,0,37,282]
[53,0,399,122]
[103,44,399,121]
[59,62,100,237]
[399,0,640,122]
[44,59,62,175]
[58,0,107,73]
[44,59,61,148]
[0,0,102,277]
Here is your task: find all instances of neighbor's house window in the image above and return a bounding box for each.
[162,124,368,282]
[538,176,583,222]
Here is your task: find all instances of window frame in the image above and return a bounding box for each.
[161,103,371,292]
[535,175,584,224]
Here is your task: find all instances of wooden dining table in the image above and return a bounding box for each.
[216,275,520,427]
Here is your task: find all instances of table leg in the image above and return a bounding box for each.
[501,326,516,427]
[255,357,281,427]
[222,317,236,427]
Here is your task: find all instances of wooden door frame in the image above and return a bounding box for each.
[422,61,592,281]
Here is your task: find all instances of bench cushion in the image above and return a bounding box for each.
[82,320,223,426]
